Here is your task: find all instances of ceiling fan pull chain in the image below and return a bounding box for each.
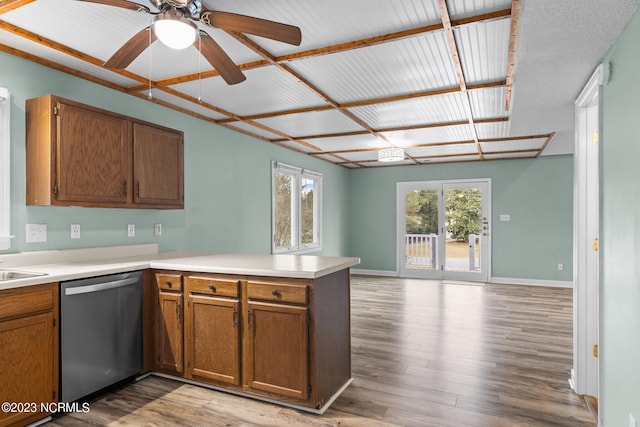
[197,34,202,103]
[148,22,153,100]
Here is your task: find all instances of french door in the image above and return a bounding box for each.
[397,179,491,282]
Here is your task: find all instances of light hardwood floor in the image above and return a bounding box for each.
[46,276,594,426]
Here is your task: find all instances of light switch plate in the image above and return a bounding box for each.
[154,223,162,237]
[26,224,47,243]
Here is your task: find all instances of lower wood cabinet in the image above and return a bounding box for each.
[0,283,59,427]
[184,276,241,385]
[151,273,184,374]
[145,269,352,412]
[246,300,309,400]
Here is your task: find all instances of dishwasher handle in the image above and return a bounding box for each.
[64,277,140,296]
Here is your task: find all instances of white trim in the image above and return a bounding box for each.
[490,276,573,288]
[351,269,398,277]
[0,88,11,250]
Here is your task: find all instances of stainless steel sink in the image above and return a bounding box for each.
[0,270,47,281]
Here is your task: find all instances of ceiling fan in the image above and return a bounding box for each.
[77,0,302,84]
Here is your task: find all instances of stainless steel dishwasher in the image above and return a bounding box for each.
[60,270,143,403]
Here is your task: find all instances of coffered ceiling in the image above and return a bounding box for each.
[0,0,638,167]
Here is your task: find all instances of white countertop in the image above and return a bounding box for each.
[0,244,360,290]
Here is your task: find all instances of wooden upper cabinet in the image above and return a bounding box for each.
[56,101,130,204]
[26,94,184,209]
[133,123,183,207]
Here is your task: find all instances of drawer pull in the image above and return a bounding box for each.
[208,284,216,293]
[165,280,172,288]
[271,289,279,297]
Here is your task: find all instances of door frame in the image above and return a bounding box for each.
[396,178,492,282]
[571,64,603,404]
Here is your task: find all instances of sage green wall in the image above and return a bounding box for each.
[0,52,349,256]
[347,156,574,282]
[600,8,640,425]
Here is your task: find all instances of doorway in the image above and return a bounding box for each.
[397,179,491,282]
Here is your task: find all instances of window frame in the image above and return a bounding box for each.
[0,88,10,250]
[271,161,322,254]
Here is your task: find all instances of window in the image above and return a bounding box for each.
[272,161,322,254]
[0,88,10,250]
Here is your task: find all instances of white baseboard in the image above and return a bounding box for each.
[490,276,573,288]
[351,270,573,288]
[351,269,398,277]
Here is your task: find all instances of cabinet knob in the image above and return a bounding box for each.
[208,284,216,292]
[165,280,172,288]
[271,289,279,297]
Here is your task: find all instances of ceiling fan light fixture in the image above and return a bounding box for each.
[153,13,197,50]
[378,147,405,162]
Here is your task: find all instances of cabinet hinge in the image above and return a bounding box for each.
[52,390,56,400]
[593,344,598,358]
[123,180,127,196]
[308,385,312,396]
[53,318,56,327]
[53,106,59,115]
[307,312,311,324]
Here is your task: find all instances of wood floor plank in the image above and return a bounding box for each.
[45,276,594,426]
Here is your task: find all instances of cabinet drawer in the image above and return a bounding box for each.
[186,276,240,298]
[156,273,183,292]
[247,281,308,305]
[0,285,56,321]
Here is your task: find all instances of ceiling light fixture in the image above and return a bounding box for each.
[153,13,198,50]
[378,147,405,162]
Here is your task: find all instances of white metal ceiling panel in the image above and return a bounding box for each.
[419,154,480,163]
[455,18,510,85]
[305,134,386,152]
[254,109,365,138]
[475,121,510,139]
[381,124,474,147]
[480,137,547,153]
[446,0,513,20]
[335,150,381,162]
[171,66,327,116]
[350,92,467,129]
[483,152,537,160]
[468,86,508,119]
[0,31,140,87]
[209,0,442,54]
[405,143,478,158]
[142,89,228,121]
[226,122,282,140]
[269,139,316,154]
[288,31,459,103]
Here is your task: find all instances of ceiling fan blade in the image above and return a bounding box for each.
[74,0,151,13]
[203,11,301,46]
[197,31,246,85]
[105,26,156,69]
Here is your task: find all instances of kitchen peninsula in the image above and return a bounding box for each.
[0,245,359,427]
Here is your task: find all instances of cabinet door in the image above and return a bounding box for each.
[156,291,183,373]
[56,101,130,204]
[185,295,240,385]
[0,313,54,427]
[247,301,309,400]
[133,123,184,208]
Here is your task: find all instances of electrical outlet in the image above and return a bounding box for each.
[154,223,162,237]
[499,214,511,222]
[558,263,564,271]
[26,224,47,243]
[127,224,135,237]
[70,224,81,239]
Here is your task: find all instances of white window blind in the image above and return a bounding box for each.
[0,88,11,250]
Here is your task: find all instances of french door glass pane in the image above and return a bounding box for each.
[404,189,439,271]
[444,187,482,273]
